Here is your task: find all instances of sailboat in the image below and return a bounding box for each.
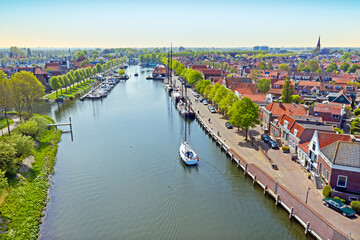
[179,119,199,165]
[176,65,195,119]
[179,64,198,166]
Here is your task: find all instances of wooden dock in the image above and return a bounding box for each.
[49,117,73,141]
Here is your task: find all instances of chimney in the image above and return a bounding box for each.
[278,101,282,108]
[306,110,309,116]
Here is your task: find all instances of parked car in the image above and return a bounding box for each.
[186,84,191,88]
[192,92,200,98]
[208,105,216,113]
[199,97,204,102]
[225,122,233,129]
[202,100,208,105]
[322,197,356,217]
[268,139,278,149]
[261,134,270,142]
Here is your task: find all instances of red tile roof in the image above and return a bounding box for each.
[317,132,352,149]
[314,103,342,115]
[265,102,307,116]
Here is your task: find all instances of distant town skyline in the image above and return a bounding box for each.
[1,0,359,48]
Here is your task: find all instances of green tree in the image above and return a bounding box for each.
[326,62,338,72]
[213,85,228,106]
[348,64,360,73]
[308,60,319,72]
[50,76,60,98]
[340,52,351,61]
[208,83,220,101]
[281,77,293,103]
[0,71,12,135]
[256,79,271,94]
[300,66,311,72]
[203,84,213,99]
[218,90,237,113]
[278,63,290,71]
[340,62,350,72]
[267,61,273,70]
[196,79,211,95]
[291,95,301,104]
[96,63,102,73]
[57,76,64,95]
[297,62,305,72]
[11,71,44,115]
[187,69,203,86]
[228,97,260,140]
[74,70,82,83]
[258,61,267,70]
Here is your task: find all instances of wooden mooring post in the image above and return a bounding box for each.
[48,117,73,141]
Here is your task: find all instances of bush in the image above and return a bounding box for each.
[10,134,34,158]
[29,115,48,137]
[0,169,8,190]
[17,120,38,137]
[281,146,290,152]
[354,108,360,117]
[350,201,360,214]
[0,142,18,174]
[322,185,332,197]
[334,196,346,203]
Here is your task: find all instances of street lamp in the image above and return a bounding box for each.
[305,187,310,204]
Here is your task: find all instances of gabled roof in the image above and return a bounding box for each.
[265,102,307,116]
[321,141,360,168]
[317,132,352,149]
[314,103,343,115]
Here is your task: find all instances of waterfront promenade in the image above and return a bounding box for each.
[173,77,360,239]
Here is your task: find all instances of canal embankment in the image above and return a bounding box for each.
[171,76,358,240]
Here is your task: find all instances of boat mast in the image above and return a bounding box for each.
[170,43,173,86]
[184,60,187,142]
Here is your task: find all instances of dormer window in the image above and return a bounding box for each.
[345,86,353,90]
[294,129,298,136]
[284,120,289,128]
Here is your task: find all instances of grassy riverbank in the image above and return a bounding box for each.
[0,118,14,131]
[0,114,61,239]
[46,79,95,100]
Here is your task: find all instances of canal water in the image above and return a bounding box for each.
[37,66,309,239]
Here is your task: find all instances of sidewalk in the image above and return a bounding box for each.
[0,114,20,137]
[173,77,360,239]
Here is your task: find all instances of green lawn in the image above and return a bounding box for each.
[0,117,14,130]
[45,79,95,100]
[0,115,61,239]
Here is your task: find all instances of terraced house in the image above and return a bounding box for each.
[318,141,360,201]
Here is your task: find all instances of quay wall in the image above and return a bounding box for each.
[192,108,347,240]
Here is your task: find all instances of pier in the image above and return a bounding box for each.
[49,117,73,141]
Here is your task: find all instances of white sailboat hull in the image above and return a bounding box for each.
[179,142,199,165]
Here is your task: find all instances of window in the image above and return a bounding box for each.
[312,143,316,151]
[284,120,289,128]
[332,114,340,119]
[314,112,318,116]
[349,196,359,201]
[326,170,329,181]
[337,175,347,188]
[322,166,325,176]
[294,129,298,136]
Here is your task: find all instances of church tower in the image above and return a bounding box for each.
[316,36,321,53]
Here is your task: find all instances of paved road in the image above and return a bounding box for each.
[172,76,360,239]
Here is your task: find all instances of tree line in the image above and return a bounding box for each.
[196,80,260,140]
[50,58,125,98]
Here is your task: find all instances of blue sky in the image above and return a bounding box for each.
[0,0,359,48]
